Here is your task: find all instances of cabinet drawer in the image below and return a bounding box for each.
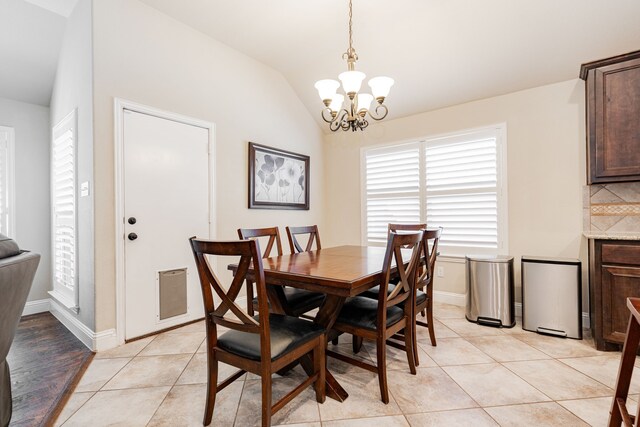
[602,243,640,265]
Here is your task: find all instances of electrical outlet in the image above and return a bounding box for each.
[437,266,444,277]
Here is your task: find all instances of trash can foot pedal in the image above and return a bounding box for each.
[536,327,567,338]
[477,316,503,328]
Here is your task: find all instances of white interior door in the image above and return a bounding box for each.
[123,109,210,339]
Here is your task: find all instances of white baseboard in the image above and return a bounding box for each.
[50,298,93,350]
[49,298,117,351]
[433,290,590,327]
[22,298,51,316]
[94,329,119,351]
[433,290,466,306]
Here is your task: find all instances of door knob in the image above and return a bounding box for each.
[128,232,138,241]
[128,217,137,225]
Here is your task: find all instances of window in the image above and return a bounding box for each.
[362,125,507,256]
[0,127,15,237]
[363,144,421,244]
[50,111,78,309]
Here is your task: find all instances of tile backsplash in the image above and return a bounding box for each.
[584,182,640,233]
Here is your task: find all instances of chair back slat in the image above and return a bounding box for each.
[210,255,257,325]
[286,225,321,254]
[388,223,427,233]
[388,223,442,293]
[190,238,268,337]
[238,227,283,258]
[416,228,442,289]
[381,231,423,308]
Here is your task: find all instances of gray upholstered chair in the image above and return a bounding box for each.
[0,234,40,427]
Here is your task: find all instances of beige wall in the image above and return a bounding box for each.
[92,0,324,332]
[324,79,588,308]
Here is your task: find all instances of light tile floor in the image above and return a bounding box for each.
[55,303,640,426]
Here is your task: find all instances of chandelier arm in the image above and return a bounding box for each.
[336,108,350,123]
[328,109,350,132]
[321,108,336,123]
[368,103,389,121]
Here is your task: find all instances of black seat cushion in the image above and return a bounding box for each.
[217,314,325,361]
[335,296,404,331]
[361,283,427,306]
[360,284,383,300]
[252,287,325,316]
[284,288,325,316]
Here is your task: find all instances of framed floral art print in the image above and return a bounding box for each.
[248,142,310,210]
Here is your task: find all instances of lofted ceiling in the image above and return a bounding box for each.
[139,0,640,130]
[2,1,640,117]
[0,0,69,106]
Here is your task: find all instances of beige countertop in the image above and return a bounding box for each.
[583,231,640,240]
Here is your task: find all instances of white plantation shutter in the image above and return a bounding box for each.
[51,111,78,308]
[425,136,499,250]
[364,144,421,245]
[0,127,14,238]
[362,126,507,255]
[0,131,9,236]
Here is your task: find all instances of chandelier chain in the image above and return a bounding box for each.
[344,0,357,62]
[348,0,353,53]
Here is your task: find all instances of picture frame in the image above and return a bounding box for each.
[248,142,310,210]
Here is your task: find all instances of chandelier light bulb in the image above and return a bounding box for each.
[338,71,366,98]
[368,76,394,101]
[329,94,345,112]
[315,79,340,104]
[356,93,373,113]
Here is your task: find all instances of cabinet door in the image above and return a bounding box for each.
[601,264,640,344]
[590,58,640,182]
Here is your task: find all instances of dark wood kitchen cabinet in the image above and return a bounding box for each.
[580,51,640,184]
[590,239,640,350]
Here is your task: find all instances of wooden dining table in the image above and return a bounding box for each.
[229,244,403,402]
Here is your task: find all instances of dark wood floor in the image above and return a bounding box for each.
[7,312,93,427]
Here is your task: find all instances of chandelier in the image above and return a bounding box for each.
[314,0,394,132]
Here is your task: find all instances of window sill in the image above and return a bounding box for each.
[48,290,79,314]
[436,254,466,264]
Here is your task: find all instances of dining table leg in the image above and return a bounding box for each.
[304,294,349,402]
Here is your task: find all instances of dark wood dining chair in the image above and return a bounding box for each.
[285,225,321,254]
[327,231,423,403]
[189,237,326,427]
[413,228,441,345]
[237,227,282,315]
[609,297,640,427]
[358,224,441,361]
[238,227,325,317]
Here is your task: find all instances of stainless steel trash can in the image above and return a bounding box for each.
[466,255,515,328]
[521,256,582,339]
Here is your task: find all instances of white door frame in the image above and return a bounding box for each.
[114,98,216,345]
